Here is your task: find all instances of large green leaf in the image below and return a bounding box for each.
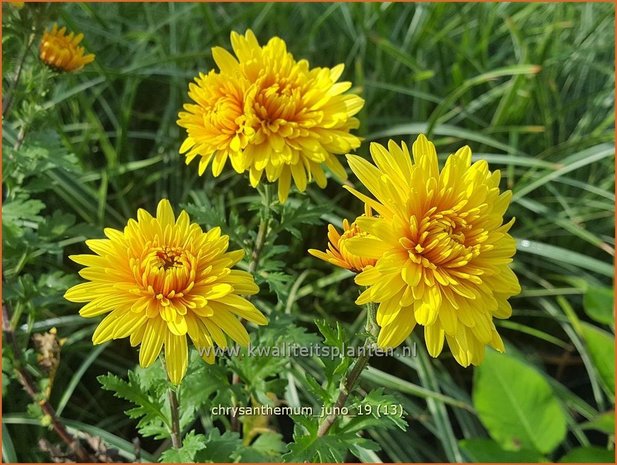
[581,411,615,435]
[583,286,615,326]
[459,438,545,462]
[581,323,615,395]
[473,349,567,454]
[559,446,614,463]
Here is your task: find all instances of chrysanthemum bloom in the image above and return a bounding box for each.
[177,30,364,203]
[308,207,377,273]
[344,135,520,366]
[39,24,95,72]
[64,199,267,384]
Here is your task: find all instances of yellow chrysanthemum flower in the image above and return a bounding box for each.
[178,30,364,203]
[308,207,377,273]
[344,135,521,366]
[64,199,267,384]
[39,24,95,72]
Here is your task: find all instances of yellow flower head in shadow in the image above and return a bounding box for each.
[178,30,364,203]
[39,24,95,72]
[344,135,520,366]
[309,206,377,273]
[64,199,267,384]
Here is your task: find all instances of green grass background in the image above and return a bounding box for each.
[2,1,615,463]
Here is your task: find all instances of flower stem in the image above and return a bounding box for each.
[168,388,182,449]
[3,31,36,119]
[317,302,379,437]
[248,183,273,275]
[231,182,274,434]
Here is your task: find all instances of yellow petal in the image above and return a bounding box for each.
[438,304,458,336]
[377,306,416,348]
[424,323,445,357]
[346,155,389,205]
[92,311,122,344]
[212,46,239,73]
[130,322,146,347]
[211,296,267,325]
[156,199,175,227]
[290,161,308,192]
[492,296,512,319]
[413,287,441,326]
[209,309,250,346]
[201,317,227,348]
[355,265,381,287]
[139,318,166,367]
[78,295,123,317]
[113,311,148,339]
[167,313,188,336]
[165,332,188,384]
[412,134,438,178]
[278,167,292,203]
[344,236,390,260]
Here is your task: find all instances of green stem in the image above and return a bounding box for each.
[248,183,273,275]
[317,302,378,437]
[3,31,36,119]
[231,183,274,434]
[168,388,181,449]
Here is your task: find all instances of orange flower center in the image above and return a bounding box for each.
[155,247,184,270]
[400,206,483,272]
[131,244,198,304]
[252,76,304,135]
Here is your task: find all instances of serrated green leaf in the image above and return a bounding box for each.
[275,198,329,240]
[159,431,207,463]
[98,372,170,435]
[232,432,286,462]
[315,319,346,350]
[284,412,384,463]
[194,430,243,463]
[38,211,76,238]
[2,195,45,241]
[284,434,347,463]
[348,388,408,432]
